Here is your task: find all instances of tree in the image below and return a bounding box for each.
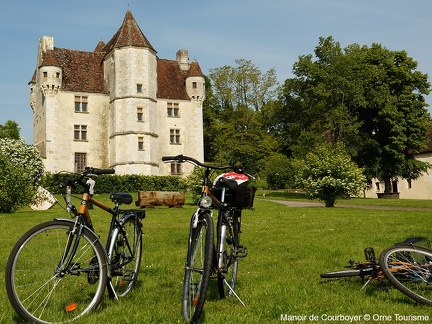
[262,154,295,190]
[0,120,20,140]
[0,138,44,212]
[208,59,279,112]
[204,60,281,173]
[294,143,366,207]
[280,36,431,193]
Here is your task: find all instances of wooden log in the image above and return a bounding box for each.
[135,191,185,208]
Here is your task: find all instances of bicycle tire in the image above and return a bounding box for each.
[320,268,373,278]
[379,245,432,305]
[5,220,107,324]
[182,211,213,323]
[108,215,143,297]
[218,211,240,298]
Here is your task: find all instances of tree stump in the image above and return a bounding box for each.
[135,191,185,208]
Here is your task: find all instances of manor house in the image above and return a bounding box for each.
[29,9,205,176]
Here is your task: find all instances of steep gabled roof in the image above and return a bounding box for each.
[102,9,156,54]
[157,59,189,100]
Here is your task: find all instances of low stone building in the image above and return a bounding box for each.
[29,9,205,176]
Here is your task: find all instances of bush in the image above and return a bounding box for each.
[41,173,187,195]
[0,138,44,212]
[294,143,366,207]
[261,154,295,190]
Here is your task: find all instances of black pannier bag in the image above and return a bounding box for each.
[211,172,256,209]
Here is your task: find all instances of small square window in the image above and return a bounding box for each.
[137,84,143,93]
[192,82,197,89]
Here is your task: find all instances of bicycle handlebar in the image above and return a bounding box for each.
[61,167,115,189]
[162,155,255,178]
[84,167,115,176]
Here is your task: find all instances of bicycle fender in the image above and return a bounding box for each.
[192,208,212,228]
[53,217,98,236]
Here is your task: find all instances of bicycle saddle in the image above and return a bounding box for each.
[110,193,133,205]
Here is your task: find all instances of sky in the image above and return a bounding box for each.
[1,0,432,144]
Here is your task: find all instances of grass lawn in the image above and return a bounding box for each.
[1,194,432,323]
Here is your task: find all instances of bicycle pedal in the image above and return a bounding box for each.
[122,272,136,282]
[233,245,248,258]
[364,247,376,262]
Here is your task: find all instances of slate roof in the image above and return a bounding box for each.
[32,9,204,99]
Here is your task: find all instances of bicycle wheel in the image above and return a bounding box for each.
[217,212,239,298]
[182,211,213,323]
[320,268,373,278]
[5,220,107,324]
[379,245,432,305]
[108,215,142,297]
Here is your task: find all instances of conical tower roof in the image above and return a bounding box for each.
[102,9,156,54]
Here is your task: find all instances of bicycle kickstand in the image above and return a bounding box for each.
[223,279,245,306]
[361,276,373,290]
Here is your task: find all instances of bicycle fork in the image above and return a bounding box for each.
[216,219,245,306]
[57,218,86,276]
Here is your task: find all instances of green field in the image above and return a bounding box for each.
[2,193,432,323]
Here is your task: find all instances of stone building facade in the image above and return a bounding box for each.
[29,9,205,176]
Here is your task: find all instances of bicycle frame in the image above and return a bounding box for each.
[63,176,142,299]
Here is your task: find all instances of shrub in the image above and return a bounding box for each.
[41,173,187,195]
[0,138,44,212]
[294,143,366,207]
[261,153,295,190]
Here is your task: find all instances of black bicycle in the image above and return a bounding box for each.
[5,167,144,323]
[162,155,255,323]
[379,237,432,305]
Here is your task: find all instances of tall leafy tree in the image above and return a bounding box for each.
[204,60,281,173]
[0,120,21,140]
[280,36,431,193]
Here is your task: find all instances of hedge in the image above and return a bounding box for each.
[41,173,187,195]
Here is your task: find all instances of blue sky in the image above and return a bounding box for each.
[1,0,432,143]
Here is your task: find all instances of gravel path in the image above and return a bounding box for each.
[265,199,432,211]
